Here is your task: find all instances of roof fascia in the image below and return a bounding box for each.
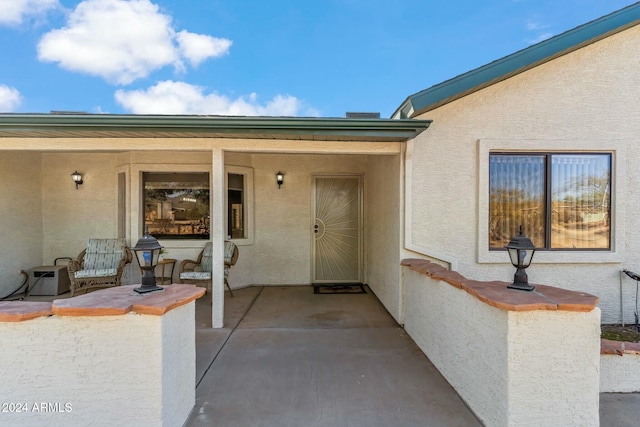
[0,114,432,140]
[393,2,640,119]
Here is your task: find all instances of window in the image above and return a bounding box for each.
[143,172,210,239]
[225,165,254,244]
[227,173,245,239]
[489,153,611,250]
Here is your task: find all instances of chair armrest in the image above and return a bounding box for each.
[115,249,132,272]
[179,259,199,273]
[67,259,82,274]
[67,249,87,274]
[123,247,133,264]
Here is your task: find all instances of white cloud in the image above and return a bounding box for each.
[526,32,553,44]
[524,18,553,45]
[177,30,232,67]
[525,20,546,31]
[37,0,231,85]
[0,85,23,112]
[114,80,307,116]
[0,0,59,26]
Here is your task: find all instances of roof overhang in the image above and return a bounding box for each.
[0,114,431,142]
[393,3,640,119]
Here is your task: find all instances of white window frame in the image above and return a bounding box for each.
[224,165,254,246]
[477,139,625,264]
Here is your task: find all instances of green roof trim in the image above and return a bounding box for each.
[0,113,431,141]
[393,2,640,119]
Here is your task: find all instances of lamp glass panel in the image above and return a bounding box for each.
[507,247,518,267]
[135,250,148,267]
[135,249,160,268]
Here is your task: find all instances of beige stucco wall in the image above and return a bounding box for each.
[403,267,601,427]
[42,153,119,263]
[0,302,196,427]
[600,352,640,392]
[233,152,369,286]
[0,152,43,296]
[410,25,640,323]
[365,154,403,321]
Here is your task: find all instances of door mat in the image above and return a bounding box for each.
[313,284,367,294]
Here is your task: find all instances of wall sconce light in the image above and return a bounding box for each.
[132,229,164,294]
[71,171,83,189]
[276,171,284,189]
[505,226,536,292]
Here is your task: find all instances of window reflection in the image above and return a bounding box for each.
[227,173,245,239]
[489,155,545,248]
[143,172,210,239]
[551,155,610,248]
[490,153,611,250]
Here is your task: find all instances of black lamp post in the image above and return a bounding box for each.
[132,230,164,294]
[276,171,284,189]
[505,226,536,292]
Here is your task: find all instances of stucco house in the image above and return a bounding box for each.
[1,3,638,328]
[1,3,639,426]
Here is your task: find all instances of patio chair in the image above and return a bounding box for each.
[179,241,237,296]
[67,238,133,296]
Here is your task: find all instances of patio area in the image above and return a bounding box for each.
[187,285,640,427]
[187,285,482,427]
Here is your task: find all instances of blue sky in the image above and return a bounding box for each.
[0,0,636,117]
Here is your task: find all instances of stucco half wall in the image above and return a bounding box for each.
[0,284,204,427]
[402,259,601,427]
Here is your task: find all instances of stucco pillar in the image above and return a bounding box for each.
[211,148,225,328]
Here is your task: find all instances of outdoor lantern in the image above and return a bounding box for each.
[71,171,83,189]
[276,171,284,189]
[505,226,536,292]
[132,229,164,294]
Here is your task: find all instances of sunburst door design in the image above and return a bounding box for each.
[312,176,362,283]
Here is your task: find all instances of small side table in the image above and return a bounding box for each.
[155,258,177,285]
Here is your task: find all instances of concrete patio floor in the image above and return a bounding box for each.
[186,285,640,427]
[186,286,482,427]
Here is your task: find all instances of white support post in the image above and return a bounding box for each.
[211,149,225,328]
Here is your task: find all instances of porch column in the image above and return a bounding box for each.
[211,148,225,328]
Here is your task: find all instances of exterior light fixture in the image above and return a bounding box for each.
[132,229,164,294]
[505,226,536,292]
[276,171,284,189]
[71,171,83,189]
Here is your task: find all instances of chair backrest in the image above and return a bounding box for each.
[224,241,238,266]
[84,238,126,270]
[200,242,213,272]
[198,242,237,272]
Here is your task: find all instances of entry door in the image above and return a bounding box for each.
[312,176,362,283]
